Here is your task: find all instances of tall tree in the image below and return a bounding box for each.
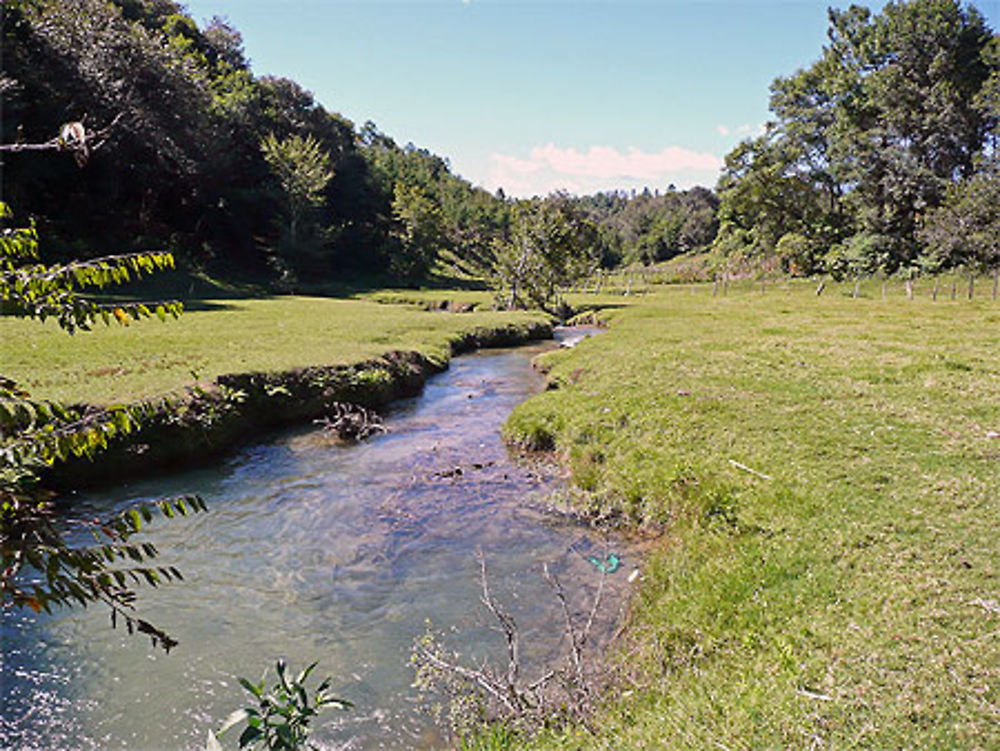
[715,0,1000,274]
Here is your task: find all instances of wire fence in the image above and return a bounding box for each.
[562,267,1000,302]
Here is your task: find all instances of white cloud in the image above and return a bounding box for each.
[486,143,722,198]
[716,124,730,136]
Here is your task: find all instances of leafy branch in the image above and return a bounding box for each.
[0,200,204,651]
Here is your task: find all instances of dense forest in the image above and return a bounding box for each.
[0,0,718,295]
[2,0,999,294]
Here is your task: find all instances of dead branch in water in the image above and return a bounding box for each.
[411,552,615,740]
[314,402,385,442]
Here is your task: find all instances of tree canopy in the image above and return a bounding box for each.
[714,0,1000,276]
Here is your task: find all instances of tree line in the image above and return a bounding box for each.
[1,0,718,297]
[712,0,1000,279]
[6,0,995,300]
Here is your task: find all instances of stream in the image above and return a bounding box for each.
[1,328,641,750]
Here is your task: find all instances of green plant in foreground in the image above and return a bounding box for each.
[208,660,351,750]
[1,200,204,651]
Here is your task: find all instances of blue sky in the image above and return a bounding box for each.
[184,0,1000,196]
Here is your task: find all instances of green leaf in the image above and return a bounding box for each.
[237,724,263,748]
[238,676,262,698]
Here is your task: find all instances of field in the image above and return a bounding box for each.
[0,296,547,405]
[503,280,1000,748]
[6,282,1000,747]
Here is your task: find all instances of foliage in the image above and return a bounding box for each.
[573,187,720,267]
[209,660,351,751]
[0,0,505,285]
[920,163,1000,272]
[0,201,203,651]
[714,0,1000,275]
[260,133,334,242]
[492,195,600,311]
[390,182,448,281]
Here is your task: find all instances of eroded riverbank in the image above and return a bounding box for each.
[44,319,552,490]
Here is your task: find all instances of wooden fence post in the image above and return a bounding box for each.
[723,272,729,297]
[951,278,957,300]
[969,272,975,301]
[853,278,860,299]
[882,279,887,300]
[932,277,938,301]
[905,278,913,300]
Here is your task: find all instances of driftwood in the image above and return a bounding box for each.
[313,402,385,442]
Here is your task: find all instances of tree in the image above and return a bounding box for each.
[390,182,448,282]
[493,195,600,311]
[260,132,335,279]
[920,166,1000,272]
[260,132,334,248]
[714,0,1000,274]
[0,202,204,652]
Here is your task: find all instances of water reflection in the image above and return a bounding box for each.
[1,328,639,750]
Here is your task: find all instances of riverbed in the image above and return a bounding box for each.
[1,329,639,750]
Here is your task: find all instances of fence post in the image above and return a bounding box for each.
[882,279,887,301]
[951,277,957,300]
[905,278,913,300]
[723,272,729,297]
[853,278,860,299]
[932,277,938,302]
[713,275,718,297]
[969,272,975,301]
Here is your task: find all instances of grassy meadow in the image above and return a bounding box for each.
[6,280,1000,746]
[0,296,547,405]
[502,279,1000,749]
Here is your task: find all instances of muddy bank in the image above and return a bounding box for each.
[45,320,551,490]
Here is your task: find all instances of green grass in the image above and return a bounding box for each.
[503,280,1000,748]
[0,296,547,405]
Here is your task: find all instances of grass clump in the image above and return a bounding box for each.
[502,280,1000,748]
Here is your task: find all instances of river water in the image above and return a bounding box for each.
[1,328,639,750]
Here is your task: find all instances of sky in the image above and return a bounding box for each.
[183,0,1000,197]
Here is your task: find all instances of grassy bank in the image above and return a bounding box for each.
[0,296,548,405]
[503,282,1000,748]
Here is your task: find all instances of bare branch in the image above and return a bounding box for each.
[0,114,124,166]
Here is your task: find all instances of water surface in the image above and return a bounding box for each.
[1,329,639,750]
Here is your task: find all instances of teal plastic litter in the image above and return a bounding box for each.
[587,553,621,574]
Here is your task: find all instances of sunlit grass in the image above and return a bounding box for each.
[505,280,1000,748]
[0,296,547,405]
